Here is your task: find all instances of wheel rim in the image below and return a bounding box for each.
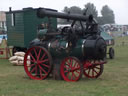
[83,60,103,78]
[24,46,52,80]
[61,57,83,82]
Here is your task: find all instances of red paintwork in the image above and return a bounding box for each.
[24,46,52,80]
[83,60,106,78]
[24,47,106,81]
[0,51,3,54]
[60,57,83,82]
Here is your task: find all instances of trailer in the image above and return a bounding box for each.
[6,8,57,55]
[100,31,115,59]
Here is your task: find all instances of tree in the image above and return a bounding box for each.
[97,16,104,25]
[83,3,98,19]
[63,6,69,13]
[68,6,82,14]
[101,5,115,24]
[58,6,82,24]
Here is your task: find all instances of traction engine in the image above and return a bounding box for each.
[24,8,107,82]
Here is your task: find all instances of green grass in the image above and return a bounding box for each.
[0,37,128,96]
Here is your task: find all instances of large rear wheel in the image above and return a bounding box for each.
[24,46,52,80]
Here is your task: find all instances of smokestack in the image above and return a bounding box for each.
[9,7,12,12]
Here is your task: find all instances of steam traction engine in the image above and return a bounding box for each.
[24,8,107,82]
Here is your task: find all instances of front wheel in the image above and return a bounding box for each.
[60,57,83,82]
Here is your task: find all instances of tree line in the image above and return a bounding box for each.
[58,3,115,25]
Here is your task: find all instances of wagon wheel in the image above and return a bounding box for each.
[109,47,115,59]
[83,60,104,78]
[60,57,83,82]
[24,46,52,80]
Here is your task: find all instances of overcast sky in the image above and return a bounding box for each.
[0,0,128,25]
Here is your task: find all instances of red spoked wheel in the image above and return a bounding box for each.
[60,57,83,82]
[83,60,104,78]
[24,46,52,80]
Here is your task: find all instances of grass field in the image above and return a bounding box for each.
[0,36,128,96]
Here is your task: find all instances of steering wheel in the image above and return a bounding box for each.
[61,26,73,35]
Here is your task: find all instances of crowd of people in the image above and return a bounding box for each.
[102,24,128,37]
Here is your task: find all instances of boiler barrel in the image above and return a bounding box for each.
[47,37,106,60]
[48,39,85,59]
[37,8,88,21]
